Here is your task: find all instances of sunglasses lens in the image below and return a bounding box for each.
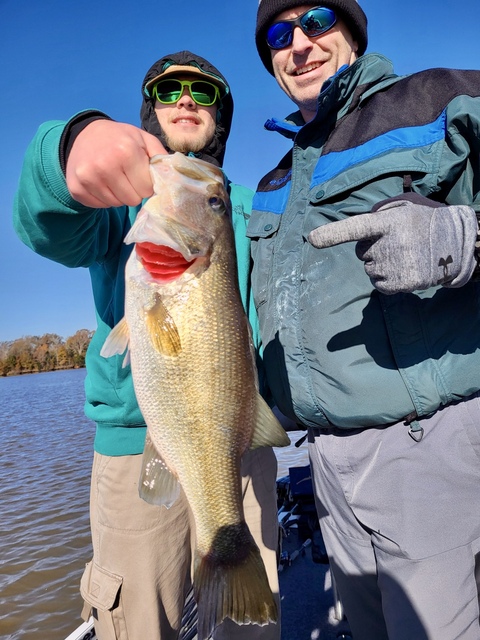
[154,80,183,103]
[266,7,336,50]
[190,81,218,106]
[153,79,218,106]
[267,22,293,50]
[301,8,336,35]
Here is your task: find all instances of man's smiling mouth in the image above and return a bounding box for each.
[294,62,322,76]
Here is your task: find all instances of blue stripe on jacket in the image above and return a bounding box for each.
[253,110,446,214]
[253,181,291,215]
[311,110,447,186]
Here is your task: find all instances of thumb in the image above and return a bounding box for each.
[126,130,168,202]
[140,129,168,159]
[308,214,386,248]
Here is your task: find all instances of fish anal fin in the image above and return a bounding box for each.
[100,318,130,364]
[194,523,278,638]
[138,434,181,508]
[250,394,291,449]
[146,297,182,356]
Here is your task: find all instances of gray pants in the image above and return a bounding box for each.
[308,394,480,640]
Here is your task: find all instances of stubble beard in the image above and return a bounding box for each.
[164,129,212,154]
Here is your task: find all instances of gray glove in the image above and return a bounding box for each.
[308,193,478,294]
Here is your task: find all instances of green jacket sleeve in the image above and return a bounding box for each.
[13,120,128,268]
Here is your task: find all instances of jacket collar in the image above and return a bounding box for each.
[265,53,397,140]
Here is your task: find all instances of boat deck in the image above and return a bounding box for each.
[278,528,352,639]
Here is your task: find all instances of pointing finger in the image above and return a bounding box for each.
[308,214,386,249]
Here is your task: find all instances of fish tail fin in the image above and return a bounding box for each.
[193,523,277,639]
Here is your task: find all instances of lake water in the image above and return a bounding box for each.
[0,369,309,640]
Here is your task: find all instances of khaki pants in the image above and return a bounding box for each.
[80,447,280,640]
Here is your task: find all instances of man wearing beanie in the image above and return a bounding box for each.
[250,2,480,638]
[13,51,281,640]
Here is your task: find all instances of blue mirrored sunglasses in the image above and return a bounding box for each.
[266,6,337,50]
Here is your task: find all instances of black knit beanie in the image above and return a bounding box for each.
[256,0,368,75]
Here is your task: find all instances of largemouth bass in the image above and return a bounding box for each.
[101,152,290,638]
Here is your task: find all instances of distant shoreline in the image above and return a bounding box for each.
[0,330,92,377]
[1,365,86,378]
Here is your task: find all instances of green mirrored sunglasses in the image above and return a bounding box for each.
[152,78,220,107]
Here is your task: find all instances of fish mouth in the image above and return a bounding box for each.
[136,242,194,282]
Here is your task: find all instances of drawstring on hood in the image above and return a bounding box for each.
[140,50,234,168]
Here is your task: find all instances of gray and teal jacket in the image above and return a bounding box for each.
[247,53,480,430]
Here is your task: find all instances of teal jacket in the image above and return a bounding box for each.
[247,54,480,430]
[14,120,257,454]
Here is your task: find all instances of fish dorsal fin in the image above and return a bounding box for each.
[250,394,291,449]
[146,296,182,356]
[138,434,181,508]
[100,318,130,367]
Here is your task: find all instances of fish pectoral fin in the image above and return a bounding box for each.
[138,434,181,508]
[122,350,131,368]
[250,394,291,449]
[146,297,182,356]
[100,318,130,365]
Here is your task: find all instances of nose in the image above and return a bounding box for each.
[177,87,196,108]
[290,25,314,53]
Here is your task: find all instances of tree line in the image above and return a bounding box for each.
[0,329,94,377]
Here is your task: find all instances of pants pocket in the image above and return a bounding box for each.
[81,560,125,639]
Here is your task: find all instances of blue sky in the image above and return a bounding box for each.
[1,0,480,342]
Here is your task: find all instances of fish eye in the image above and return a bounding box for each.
[208,196,226,213]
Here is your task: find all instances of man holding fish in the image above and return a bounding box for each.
[14,51,289,640]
